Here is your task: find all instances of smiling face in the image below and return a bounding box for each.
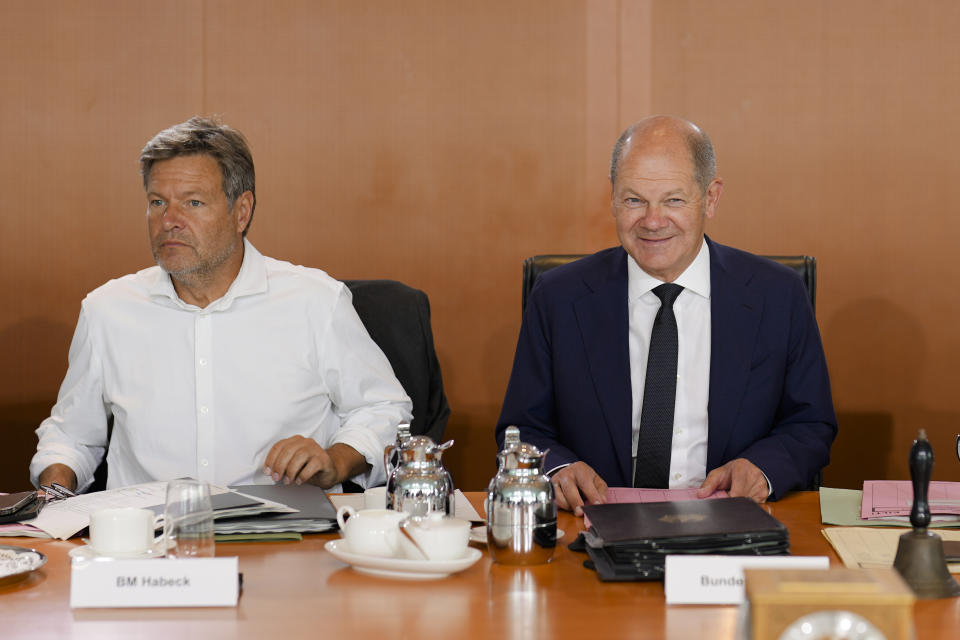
[611,128,723,282]
[146,154,252,291]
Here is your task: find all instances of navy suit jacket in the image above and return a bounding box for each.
[496,238,837,499]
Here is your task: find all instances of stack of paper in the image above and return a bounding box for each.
[0,523,49,538]
[860,480,960,522]
[823,527,960,573]
[214,484,337,535]
[820,486,960,528]
[6,481,293,540]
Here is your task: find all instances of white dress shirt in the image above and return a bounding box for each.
[30,240,413,492]
[628,239,711,488]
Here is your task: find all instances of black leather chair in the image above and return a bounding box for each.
[518,252,822,490]
[522,254,817,313]
[342,279,450,443]
[89,279,449,493]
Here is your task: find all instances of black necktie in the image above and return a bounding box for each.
[634,283,683,489]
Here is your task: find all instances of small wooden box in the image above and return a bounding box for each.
[744,567,915,640]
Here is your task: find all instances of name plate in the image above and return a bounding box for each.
[70,557,239,608]
[664,555,829,605]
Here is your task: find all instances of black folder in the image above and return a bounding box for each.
[580,497,790,581]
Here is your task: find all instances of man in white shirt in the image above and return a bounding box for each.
[496,116,837,514]
[31,116,412,492]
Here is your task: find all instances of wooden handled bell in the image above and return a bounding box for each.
[892,429,960,598]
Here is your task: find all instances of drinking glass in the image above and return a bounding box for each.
[163,479,215,558]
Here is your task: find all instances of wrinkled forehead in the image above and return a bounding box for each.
[145,154,225,194]
[615,143,697,192]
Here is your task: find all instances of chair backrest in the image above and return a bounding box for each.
[521,253,817,313]
[342,279,450,444]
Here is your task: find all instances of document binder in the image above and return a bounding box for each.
[581,497,790,581]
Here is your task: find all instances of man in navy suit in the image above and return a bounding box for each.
[496,116,836,514]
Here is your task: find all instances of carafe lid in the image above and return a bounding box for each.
[399,435,453,464]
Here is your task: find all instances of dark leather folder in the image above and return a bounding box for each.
[581,497,790,582]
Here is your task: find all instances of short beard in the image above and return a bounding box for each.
[155,237,240,285]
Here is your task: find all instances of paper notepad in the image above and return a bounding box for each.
[822,526,960,573]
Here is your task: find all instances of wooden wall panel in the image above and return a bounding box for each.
[0,1,205,488]
[0,0,610,491]
[650,1,960,485]
[3,0,956,494]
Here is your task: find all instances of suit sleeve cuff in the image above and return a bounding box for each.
[546,463,571,477]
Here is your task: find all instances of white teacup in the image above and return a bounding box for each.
[363,486,388,510]
[336,506,406,557]
[399,514,471,561]
[89,507,157,557]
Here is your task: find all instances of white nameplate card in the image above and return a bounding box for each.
[70,557,239,608]
[664,555,829,605]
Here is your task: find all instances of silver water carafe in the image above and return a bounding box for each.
[487,429,557,564]
[383,423,411,509]
[386,435,455,517]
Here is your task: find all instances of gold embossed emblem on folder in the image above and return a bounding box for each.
[658,514,707,524]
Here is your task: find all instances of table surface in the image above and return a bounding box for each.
[2,492,959,639]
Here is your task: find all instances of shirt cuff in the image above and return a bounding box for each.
[546,463,571,477]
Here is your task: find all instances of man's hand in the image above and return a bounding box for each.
[697,458,769,503]
[263,437,369,489]
[37,464,78,493]
[552,461,608,516]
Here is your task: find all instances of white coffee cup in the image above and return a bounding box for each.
[88,507,157,557]
[364,486,388,510]
[399,514,470,561]
[336,506,406,557]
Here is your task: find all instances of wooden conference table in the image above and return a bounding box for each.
[2,492,959,639]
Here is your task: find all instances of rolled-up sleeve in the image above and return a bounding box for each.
[29,307,110,491]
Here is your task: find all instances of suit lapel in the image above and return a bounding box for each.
[707,239,763,469]
[572,249,632,484]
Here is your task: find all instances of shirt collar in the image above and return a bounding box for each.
[627,237,711,302]
[147,238,268,311]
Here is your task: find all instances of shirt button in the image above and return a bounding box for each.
[674,473,682,480]
[200,459,209,467]
[200,406,209,415]
[199,358,207,366]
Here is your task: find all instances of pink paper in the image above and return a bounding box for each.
[861,480,960,519]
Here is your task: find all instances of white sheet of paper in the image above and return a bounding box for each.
[32,482,233,540]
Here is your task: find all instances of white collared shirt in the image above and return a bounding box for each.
[628,239,711,488]
[30,240,412,492]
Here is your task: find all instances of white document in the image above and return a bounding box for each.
[70,557,239,608]
[32,482,236,540]
[664,555,830,605]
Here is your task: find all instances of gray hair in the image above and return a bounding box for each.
[140,116,256,235]
[609,119,716,193]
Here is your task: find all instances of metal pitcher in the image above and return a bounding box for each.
[383,423,411,509]
[386,435,455,517]
[487,429,557,565]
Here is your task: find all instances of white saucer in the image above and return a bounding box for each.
[469,525,565,545]
[324,540,481,580]
[69,543,165,561]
